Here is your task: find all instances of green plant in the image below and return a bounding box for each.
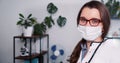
[44,16,55,28]
[57,16,67,27]
[47,3,58,14]
[105,0,120,18]
[33,2,67,35]
[17,13,37,29]
[34,22,46,35]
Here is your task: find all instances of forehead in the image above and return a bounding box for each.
[80,7,101,19]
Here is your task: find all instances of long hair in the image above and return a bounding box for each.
[69,39,86,63]
[69,1,110,63]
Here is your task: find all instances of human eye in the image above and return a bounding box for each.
[79,17,87,25]
[90,18,100,24]
[80,17,87,22]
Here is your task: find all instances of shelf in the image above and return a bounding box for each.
[13,34,49,63]
[14,34,49,39]
[106,37,120,39]
[15,51,47,60]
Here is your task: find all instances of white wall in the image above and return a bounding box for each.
[108,20,120,37]
[0,0,91,63]
[2,0,120,63]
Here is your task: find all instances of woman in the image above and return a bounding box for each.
[70,1,120,63]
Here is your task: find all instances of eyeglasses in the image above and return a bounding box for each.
[79,17,101,27]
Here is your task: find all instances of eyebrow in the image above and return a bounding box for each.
[80,16,101,20]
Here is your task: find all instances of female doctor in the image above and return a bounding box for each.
[69,1,120,63]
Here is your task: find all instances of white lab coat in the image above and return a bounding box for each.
[77,39,120,63]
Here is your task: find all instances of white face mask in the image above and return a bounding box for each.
[77,25,102,41]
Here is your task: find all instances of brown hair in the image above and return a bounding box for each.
[69,1,110,63]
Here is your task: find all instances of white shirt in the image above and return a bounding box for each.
[77,39,120,63]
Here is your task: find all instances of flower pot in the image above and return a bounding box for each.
[23,27,33,36]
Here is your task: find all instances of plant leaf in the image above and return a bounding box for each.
[19,13,24,18]
[27,14,32,18]
[57,16,67,27]
[44,16,54,28]
[17,20,23,25]
[118,11,120,18]
[29,18,37,24]
[33,23,46,35]
[47,3,58,14]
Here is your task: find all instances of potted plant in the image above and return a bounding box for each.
[17,13,37,36]
[34,22,47,35]
[105,0,120,19]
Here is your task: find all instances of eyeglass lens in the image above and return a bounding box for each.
[79,17,101,26]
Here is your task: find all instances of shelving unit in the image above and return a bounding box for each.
[13,34,49,63]
[106,36,120,39]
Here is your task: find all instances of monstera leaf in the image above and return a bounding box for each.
[33,2,67,35]
[44,16,55,28]
[57,16,67,27]
[47,3,58,14]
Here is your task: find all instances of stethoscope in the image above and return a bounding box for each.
[85,39,108,63]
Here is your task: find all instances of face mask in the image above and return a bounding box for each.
[77,25,102,41]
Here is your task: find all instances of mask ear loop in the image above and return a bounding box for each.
[102,28,104,33]
[101,27,104,39]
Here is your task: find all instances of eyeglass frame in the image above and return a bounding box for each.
[79,17,102,27]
